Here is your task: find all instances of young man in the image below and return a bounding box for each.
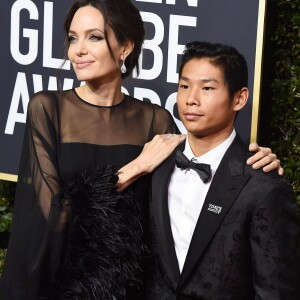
[146,41,299,299]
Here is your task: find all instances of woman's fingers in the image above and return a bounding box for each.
[247,143,284,175]
[140,134,186,172]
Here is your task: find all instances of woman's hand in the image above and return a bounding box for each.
[247,143,284,175]
[117,134,186,191]
[136,133,187,173]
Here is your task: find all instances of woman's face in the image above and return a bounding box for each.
[67,5,124,83]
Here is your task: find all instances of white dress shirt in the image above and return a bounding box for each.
[168,129,236,272]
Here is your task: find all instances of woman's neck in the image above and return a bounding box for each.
[76,77,123,106]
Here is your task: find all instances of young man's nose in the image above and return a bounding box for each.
[186,89,201,105]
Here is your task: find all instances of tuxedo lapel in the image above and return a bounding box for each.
[178,136,251,290]
[151,142,185,288]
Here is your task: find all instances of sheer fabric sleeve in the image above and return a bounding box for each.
[0,91,67,299]
[148,104,180,140]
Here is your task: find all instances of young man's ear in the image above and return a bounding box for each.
[233,87,249,112]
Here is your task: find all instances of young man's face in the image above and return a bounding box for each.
[177,58,241,140]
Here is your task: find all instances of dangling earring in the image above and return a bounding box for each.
[121,58,127,74]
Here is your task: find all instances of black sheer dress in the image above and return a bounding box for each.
[0,89,177,300]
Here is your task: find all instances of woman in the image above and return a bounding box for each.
[0,0,282,299]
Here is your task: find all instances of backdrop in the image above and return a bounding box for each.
[0,0,266,181]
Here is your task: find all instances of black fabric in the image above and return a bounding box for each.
[53,166,143,300]
[175,150,211,183]
[0,89,178,300]
[147,135,300,299]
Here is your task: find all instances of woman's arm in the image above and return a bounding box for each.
[118,104,283,191]
[117,139,283,192]
[117,133,186,191]
[1,91,66,298]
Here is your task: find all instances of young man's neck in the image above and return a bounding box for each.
[188,128,234,157]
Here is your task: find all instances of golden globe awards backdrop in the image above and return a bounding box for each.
[0,0,266,181]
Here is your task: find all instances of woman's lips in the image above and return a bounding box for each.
[75,61,93,69]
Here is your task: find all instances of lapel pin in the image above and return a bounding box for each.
[208,204,222,214]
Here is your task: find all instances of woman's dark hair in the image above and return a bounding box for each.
[179,41,248,98]
[64,0,145,79]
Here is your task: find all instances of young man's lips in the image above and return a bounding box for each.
[183,112,204,120]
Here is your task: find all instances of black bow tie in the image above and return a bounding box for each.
[175,150,212,183]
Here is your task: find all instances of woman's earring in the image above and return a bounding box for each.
[121,58,127,74]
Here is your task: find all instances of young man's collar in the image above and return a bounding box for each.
[184,129,236,165]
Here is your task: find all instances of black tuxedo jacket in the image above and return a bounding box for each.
[146,135,300,300]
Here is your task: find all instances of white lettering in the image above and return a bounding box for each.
[134,87,161,106]
[33,74,75,92]
[135,0,198,6]
[5,73,77,134]
[63,78,75,90]
[48,76,59,90]
[165,92,186,133]
[10,0,38,65]
[43,2,70,70]
[167,15,196,83]
[136,12,164,80]
[32,74,43,92]
[121,86,129,95]
[165,0,198,6]
[135,0,162,3]
[5,73,29,134]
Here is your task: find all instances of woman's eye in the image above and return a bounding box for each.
[90,35,103,41]
[67,35,76,43]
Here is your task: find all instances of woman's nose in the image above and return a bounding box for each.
[75,40,88,56]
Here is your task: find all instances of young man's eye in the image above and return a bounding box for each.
[179,84,188,90]
[203,86,214,91]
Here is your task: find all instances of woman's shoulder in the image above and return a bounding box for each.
[29,89,73,102]
[126,95,171,115]
[28,89,73,111]
[126,95,177,133]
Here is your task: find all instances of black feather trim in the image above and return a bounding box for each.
[54,166,143,300]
